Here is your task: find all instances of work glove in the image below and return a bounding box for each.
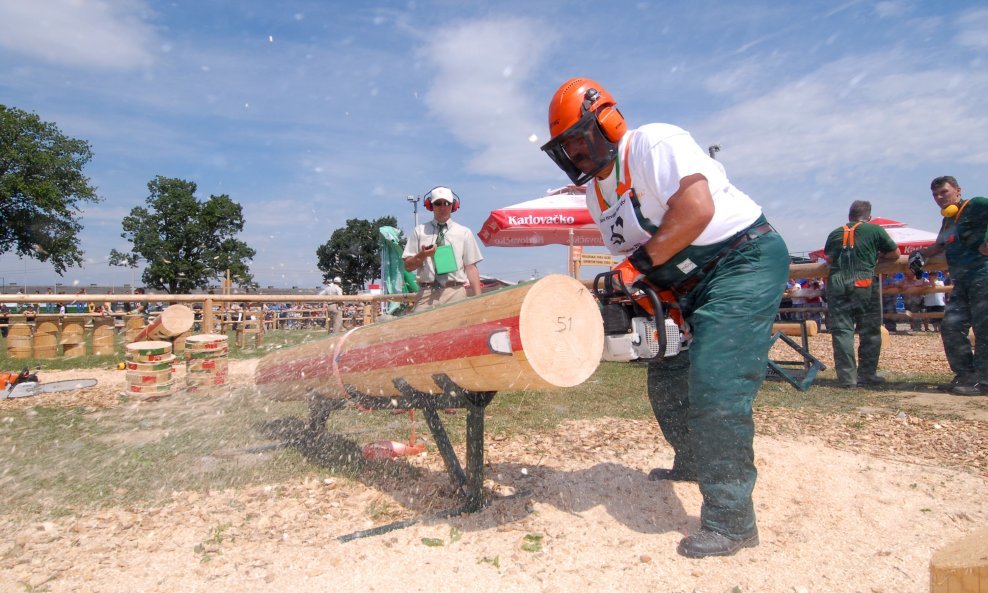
[628,246,656,276]
[908,251,925,279]
[613,256,650,294]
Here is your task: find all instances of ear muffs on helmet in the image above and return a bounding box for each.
[582,87,626,143]
[423,186,460,212]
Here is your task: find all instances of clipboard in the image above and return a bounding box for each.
[432,244,457,275]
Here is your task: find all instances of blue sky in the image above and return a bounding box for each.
[1,0,987,291]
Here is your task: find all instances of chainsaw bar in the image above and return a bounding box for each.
[3,379,98,400]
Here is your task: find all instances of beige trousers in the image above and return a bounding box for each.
[328,303,343,334]
[411,285,467,312]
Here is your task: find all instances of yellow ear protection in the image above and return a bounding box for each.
[941,204,959,217]
[582,88,626,143]
[423,186,460,213]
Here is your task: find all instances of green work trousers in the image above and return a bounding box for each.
[941,269,988,383]
[647,231,789,538]
[826,280,882,385]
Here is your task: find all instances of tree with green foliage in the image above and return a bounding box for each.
[0,104,101,273]
[316,216,400,291]
[110,176,256,293]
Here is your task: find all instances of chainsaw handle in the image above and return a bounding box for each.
[592,269,631,304]
[630,279,668,359]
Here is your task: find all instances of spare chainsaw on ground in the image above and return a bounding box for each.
[1,368,98,400]
[593,259,692,363]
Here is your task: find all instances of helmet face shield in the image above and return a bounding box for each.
[541,110,618,185]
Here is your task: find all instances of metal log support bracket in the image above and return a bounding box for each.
[307,373,496,540]
[391,373,495,512]
[766,322,827,391]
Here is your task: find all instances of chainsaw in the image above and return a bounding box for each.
[593,259,691,362]
[1,369,98,400]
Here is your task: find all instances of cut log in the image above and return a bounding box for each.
[772,321,818,337]
[132,305,194,342]
[91,319,115,356]
[6,324,32,359]
[930,527,988,593]
[788,254,948,279]
[255,274,604,401]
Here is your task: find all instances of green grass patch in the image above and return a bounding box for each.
[0,389,315,518]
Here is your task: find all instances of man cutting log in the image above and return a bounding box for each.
[403,186,484,311]
[541,78,789,558]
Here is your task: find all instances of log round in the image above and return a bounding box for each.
[254,274,604,401]
[132,305,195,342]
[930,526,988,593]
[772,321,818,337]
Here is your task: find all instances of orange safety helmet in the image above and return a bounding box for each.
[541,78,627,185]
[423,186,460,213]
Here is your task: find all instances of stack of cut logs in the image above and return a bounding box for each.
[61,321,85,358]
[92,318,115,355]
[184,334,229,391]
[124,341,177,397]
[6,324,32,359]
[33,321,59,359]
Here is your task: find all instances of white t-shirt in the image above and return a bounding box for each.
[923,279,946,307]
[789,283,805,306]
[588,123,762,253]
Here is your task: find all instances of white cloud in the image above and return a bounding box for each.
[419,17,561,182]
[955,7,988,49]
[0,0,156,70]
[824,0,867,19]
[686,43,988,255]
[697,52,988,180]
[874,1,910,19]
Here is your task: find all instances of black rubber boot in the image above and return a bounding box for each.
[647,467,698,482]
[677,528,759,558]
[859,373,886,385]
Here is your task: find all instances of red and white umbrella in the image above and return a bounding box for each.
[478,185,603,247]
[808,217,937,260]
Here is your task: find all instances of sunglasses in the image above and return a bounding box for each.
[432,200,452,207]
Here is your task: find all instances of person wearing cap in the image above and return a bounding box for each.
[909,176,988,395]
[822,200,900,389]
[319,276,344,334]
[403,186,483,312]
[540,78,789,558]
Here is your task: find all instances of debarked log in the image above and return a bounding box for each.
[772,321,818,337]
[254,274,604,401]
[133,304,195,342]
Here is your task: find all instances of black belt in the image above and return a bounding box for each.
[429,280,464,290]
[673,222,776,296]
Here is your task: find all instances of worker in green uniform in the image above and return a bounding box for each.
[909,176,988,395]
[823,200,900,388]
